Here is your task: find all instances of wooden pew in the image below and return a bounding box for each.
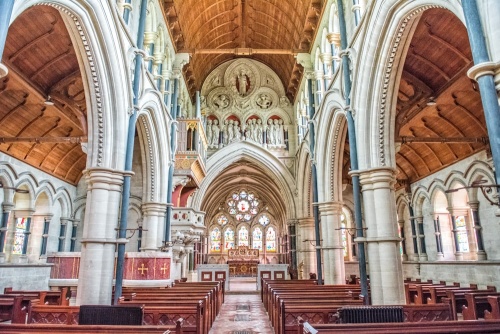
[461,292,500,320]
[27,302,201,333]
[444,288,498,320]
[4,287,69,306]
[484,296,500,320]
[0,321,186,333]
[0,295,25,324]
[295,318,500,333]
[278,303,452,334]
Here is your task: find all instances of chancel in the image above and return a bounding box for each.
[1,0,500,333]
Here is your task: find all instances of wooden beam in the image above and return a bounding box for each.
[397,136,488,143]
[178,48,307,56]
[0,136,87,143]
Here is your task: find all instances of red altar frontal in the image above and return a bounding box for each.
[47,252,171,281]
[227,246,259,277]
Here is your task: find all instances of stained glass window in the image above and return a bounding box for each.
[217,215,228,226]
[238,226,249,247]
[12,217,27,255]
[253,227,263,251]
[259,215,270,226]
[227,190,260,222]
[266,227,276,252]
[210,227,221,252]
[455,216,469,252]
[224,228,235,250]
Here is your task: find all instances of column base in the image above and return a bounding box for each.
[411,254,420,261]
[419,254,428,262]
[454,252,463,261]
[402,254,408,261]
[0,63,8,78]
[477,251,487,260]
[436,253,444,260]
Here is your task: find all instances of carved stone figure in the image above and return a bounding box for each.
[236,69,250,96]
[256,93,272,109]
[227,120,234,143]
[206,119,213,146]
[274,119,281,145]
[244,121,251,140]
[256,119,264,144]
[280,96,290,107]
[267,119,275,145]
[251,119,257,142]
[211,119,220,147]
[222,120,229,145]
[278,119,285,146]
[234,121,241,140]
[213,94,229,109]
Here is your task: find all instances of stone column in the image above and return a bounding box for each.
[326,32,341,73]
[296,217,316,279]
[0,202,14,262]
[432,214,444,260]
[70,219,80,252]
[77,168,126,305]
[58,217,71,252]
[359,167,405,305]
[416,216,427,261]
[447,209,463,261]
[0,0,15,78]
[287,219,298,270]
[318,201,345,284]
[141,202,167,251]
[319,52,332,90]
[398,219,407,261]
[314,70,324,104]
[468,201,487,260]
[39,214,53,257]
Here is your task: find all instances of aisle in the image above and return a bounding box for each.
[209,277,274,334]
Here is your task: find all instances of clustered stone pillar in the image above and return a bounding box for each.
[0,202,14,261]
[141,202,167,251]
[398,219,407,261]
[327,32,341,73]
[58,217,71,252]
[296,217,316,279]
[77,168,126,305]
[432,215,444,260]
[287,220,298,270]
[468,201,487,260]
[416,216,427,261]
[448,209,463,261]
[318,201,345,284]
[70,219,79,252]
[359,167,405,304]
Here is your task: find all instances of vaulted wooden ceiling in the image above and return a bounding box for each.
[1,6,87,185]
[342,9,486,189]
[161,0,325,101]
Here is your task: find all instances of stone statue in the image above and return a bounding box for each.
[227,120,234,143]
[206,119,213,146]
[278,119,285,146]
[234,121,241,140]
[251,119,257,142]
[222,120,229,145]
[244,121,251,140]
[211,119,220,147]
[256,119,263,144]
[267,119,275,145]
[236,69,249,96]
[273,119,280,145]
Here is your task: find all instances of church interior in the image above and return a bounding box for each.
[1,0,500,332]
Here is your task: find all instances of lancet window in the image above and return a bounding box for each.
[266,226,276,252]
[252,227,263,251]
[210,227,221,252]
[238,226,249,247]
[224,228,235,250]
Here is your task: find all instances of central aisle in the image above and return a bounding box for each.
[209,277,274,334]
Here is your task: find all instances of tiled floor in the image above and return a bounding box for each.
[209,277,274,334]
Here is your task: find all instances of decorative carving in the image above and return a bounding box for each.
[256,93,272,109]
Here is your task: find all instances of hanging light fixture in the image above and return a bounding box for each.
[0,182,29,193]
[44,95,55,106]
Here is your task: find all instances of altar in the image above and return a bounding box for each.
[227,246,259,277]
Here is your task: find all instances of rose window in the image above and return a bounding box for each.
[228,190,260,221]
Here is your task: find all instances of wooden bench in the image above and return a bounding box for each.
[27,302,202,333]
[277,303,452,334]
[461,292,500,320]
[0,295,25,323]
[0,321,186,333]
[484,296,500,320]
[296,318,500,333]
[443,288,498,320]
[4,288,69,306]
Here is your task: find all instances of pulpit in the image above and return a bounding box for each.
[227,246,259,277]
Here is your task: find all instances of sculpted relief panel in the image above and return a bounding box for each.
[201,59,293,154]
